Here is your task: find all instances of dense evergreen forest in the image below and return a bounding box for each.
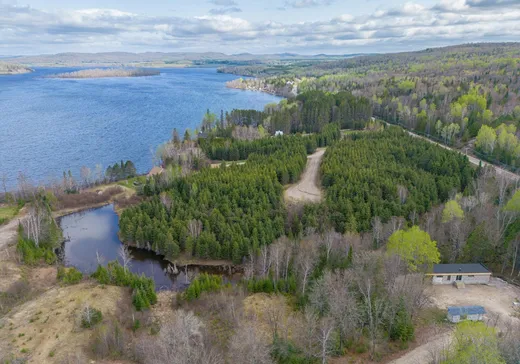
[319,128,474,232]
[209,90,371,136]
[119,126,341,262]
[223,43,520,169]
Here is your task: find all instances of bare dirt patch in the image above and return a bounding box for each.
[0,209,24,251]
[389,279,520,364]
[428,278,520,322]
[0,283,130,364]
[284,148,326,203]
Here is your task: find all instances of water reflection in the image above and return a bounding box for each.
[59,205,239,291]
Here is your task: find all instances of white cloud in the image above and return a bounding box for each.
[1,0,520,54]
[285,0,335,8]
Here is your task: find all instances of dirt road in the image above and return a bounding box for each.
[284,148,325,203]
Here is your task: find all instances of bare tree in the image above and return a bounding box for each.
[94,164,104,184]
[397,185,408,204]
[80,166,92,188]
[16,171,33,200]
[321,229,341,262]
[295,239,319,295]
[371,217,383,249]
[228,322,273,364]
[0,172,7,199]
[118,245,133,273]
[188,219,203,239]
[259,245,271,278]
[135,310,222,364]
[316,317,336,364]
[96,251,105,266]
[269,238,285,282]
[354,252,387,358]
[22,203,48,246]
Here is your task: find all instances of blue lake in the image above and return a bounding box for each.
[0,68,280,188]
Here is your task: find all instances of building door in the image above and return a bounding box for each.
[447,275,451,281]
[456,275,463,281]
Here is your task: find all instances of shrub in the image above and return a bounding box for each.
[182,273,224,301]
[17,236,57,265]
[91,261,157,311]
[57,267,83,285]
[389,301,415,343]
[90,320,126,359]
[81,306,103,328]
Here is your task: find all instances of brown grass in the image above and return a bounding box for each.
[0,283,130,364]
[56,186,123,210]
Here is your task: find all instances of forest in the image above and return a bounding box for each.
[319,128,474,232]
[119,126,341,263]
[222,43,520,170]
[3,51,520,363]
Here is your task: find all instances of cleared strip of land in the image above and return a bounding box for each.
[284,148,325,203]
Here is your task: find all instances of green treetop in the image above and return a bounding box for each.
[387,226,440,271]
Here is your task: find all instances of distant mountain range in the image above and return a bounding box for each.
[0,52,369,68]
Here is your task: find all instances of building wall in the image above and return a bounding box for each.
[448,313,484,323]
[432,274,490,285]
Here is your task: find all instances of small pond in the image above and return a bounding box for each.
[59,204,239,291]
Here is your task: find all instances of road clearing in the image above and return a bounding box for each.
[284,148,326,203]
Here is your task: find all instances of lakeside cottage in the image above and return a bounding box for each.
[447,305,486,323]
[427,263,491,285]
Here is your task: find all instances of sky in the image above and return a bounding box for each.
[1,0,519,55]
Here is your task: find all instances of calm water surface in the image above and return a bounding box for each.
[59,204,239,291]
[0,68,280,188]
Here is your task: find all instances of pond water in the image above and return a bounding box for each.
[59,204,240,291]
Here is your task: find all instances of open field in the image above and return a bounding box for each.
[284,148,325,203]
[0,283,130,364]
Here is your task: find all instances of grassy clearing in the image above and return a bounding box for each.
[117,176,147,190]
[0,205,20,224]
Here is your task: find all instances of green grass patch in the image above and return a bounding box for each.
[0,205,19,224]
[117,176,147,190]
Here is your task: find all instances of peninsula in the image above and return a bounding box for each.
[46,68,160,79]
[0,62,33,75]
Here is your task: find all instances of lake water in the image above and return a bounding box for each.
[59,204,240,291]
[0,68,280,188]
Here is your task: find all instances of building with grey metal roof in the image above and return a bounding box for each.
[427,264,491,285]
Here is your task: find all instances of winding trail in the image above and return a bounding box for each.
[284,148,326,203]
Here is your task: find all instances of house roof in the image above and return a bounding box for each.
[448,306,486,316]
[147,166,164,177]
[432,263,490,275]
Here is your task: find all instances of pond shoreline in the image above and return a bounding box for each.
[58,204,243,290]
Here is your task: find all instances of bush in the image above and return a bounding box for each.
[90,320,126,359]
[0,280,31,315]
[245,276,297,294]
[91,261,157,311]
[57,266,83,285]
[389,301,415,343]
[182,273,224,301]
[81,306,103,328]
[17,236,57,265]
